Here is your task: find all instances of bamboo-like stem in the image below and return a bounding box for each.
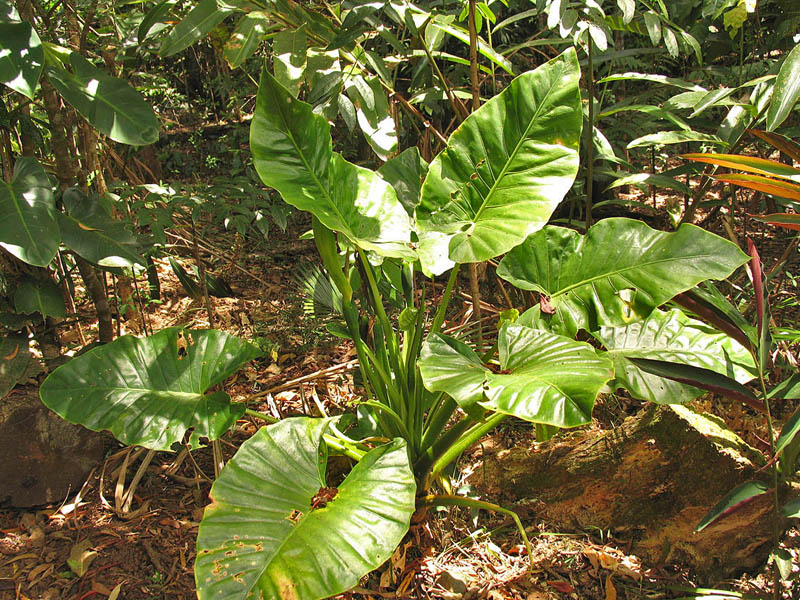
[431,265,461,335]
[584,37,595,230]
[428,412,508,481]
[467,0,484,344]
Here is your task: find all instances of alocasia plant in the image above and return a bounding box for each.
[40,47,755,600]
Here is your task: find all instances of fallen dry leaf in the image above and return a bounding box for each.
[67,539,97,577]
[605,575,617,600]
[546,580,574,593]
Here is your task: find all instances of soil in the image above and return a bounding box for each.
[1,147,799,599]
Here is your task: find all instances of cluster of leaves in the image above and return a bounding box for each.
[39,48,796,599]
[0,0,799,598]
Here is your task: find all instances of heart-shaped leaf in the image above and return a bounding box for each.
[595,308,755,404]
[0,21,42,98]
[416,48,581,275]
[420,325,613,427]
[40,328,260,451]
[0,157,59,267]
[47,53,159,146]
[195,417,416,600]
[251,69,413,259]
[497,218,750,337]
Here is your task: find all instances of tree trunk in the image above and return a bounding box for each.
[75,256,114,343]
[467,404,786,578]
[40,78,114,342]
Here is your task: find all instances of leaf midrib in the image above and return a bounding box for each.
[69,386,205,399]
[472,67,563,224]
[552,252,717,298]
[73,63,156,143]
[266,75,352,238]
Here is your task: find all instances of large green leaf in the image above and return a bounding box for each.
[415,48,581,275]
[767,42,800,131]
[195,418,415,600]
[0,157,59,267]
[14,278,65,319]
[46,53,159,146]
[160,0,232,57]
[0,333,33,399]
[58,209,144,268]
[0,21,42,98]
[497,218,750,337]
[40,328,260,451]
[595,308,755,404]
[418,334,488,410]
[251,68,413,259]
[420,325,613,427]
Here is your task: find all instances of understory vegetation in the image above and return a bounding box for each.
[1,0,800,598]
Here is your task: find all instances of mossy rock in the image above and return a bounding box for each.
[467,404,782,579]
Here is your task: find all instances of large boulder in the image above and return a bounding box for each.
[467,404,783,578]
[0,388,108,507]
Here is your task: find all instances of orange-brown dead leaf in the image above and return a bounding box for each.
[605,575,617,600]
[547,580,574,593]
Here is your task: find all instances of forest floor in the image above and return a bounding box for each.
[1,128,800,599]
